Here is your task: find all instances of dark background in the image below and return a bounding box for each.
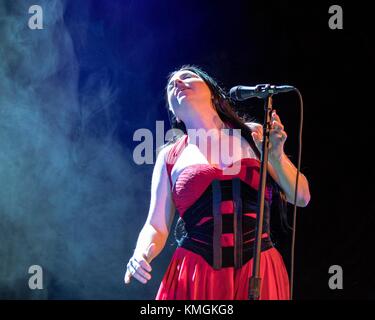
[0,0,373,299]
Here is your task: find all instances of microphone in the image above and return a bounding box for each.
[229,84,295,101]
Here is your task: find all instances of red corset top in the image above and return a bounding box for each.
[165,134,272,217]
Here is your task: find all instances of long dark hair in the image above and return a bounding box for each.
[162,65,289,244]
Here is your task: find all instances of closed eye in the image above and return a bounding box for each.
[168,72,197,90]
[182,74,192,79]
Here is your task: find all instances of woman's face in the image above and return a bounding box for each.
[166,70,212,120]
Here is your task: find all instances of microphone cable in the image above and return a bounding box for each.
[289,87,304,300]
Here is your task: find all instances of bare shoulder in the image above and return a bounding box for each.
[153,141,181,182]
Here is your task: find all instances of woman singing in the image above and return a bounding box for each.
[124,65,311,300]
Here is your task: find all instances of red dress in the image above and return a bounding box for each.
[155,134,290,300]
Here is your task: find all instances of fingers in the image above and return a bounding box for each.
[134,257,152,278]
[249,110,287,152]
[270,110,287,142]
[132,257,152,282]
[124,257,152,285]
[271,110,281,123]
[124,243,156,286]
[271,120,284,131]
[270,129,287,142]
[138,258,152,273]
[271,110,283,131]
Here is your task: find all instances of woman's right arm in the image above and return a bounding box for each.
[124,144,175,285]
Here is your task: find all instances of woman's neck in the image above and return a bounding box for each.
[183,112,226,133]
[183,112,231,151]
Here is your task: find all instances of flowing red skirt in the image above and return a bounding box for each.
[155,247,290,300]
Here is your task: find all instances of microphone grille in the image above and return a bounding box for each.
[229,86,241,101]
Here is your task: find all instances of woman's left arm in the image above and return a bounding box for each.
[247,110,311,207]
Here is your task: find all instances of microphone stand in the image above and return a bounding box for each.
[248,85,274,300]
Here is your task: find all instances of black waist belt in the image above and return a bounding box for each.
[178,178,273,269]
[179,235,273,269]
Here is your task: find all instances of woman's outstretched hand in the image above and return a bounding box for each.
[250,109,287,163]
[124,243,156,285]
